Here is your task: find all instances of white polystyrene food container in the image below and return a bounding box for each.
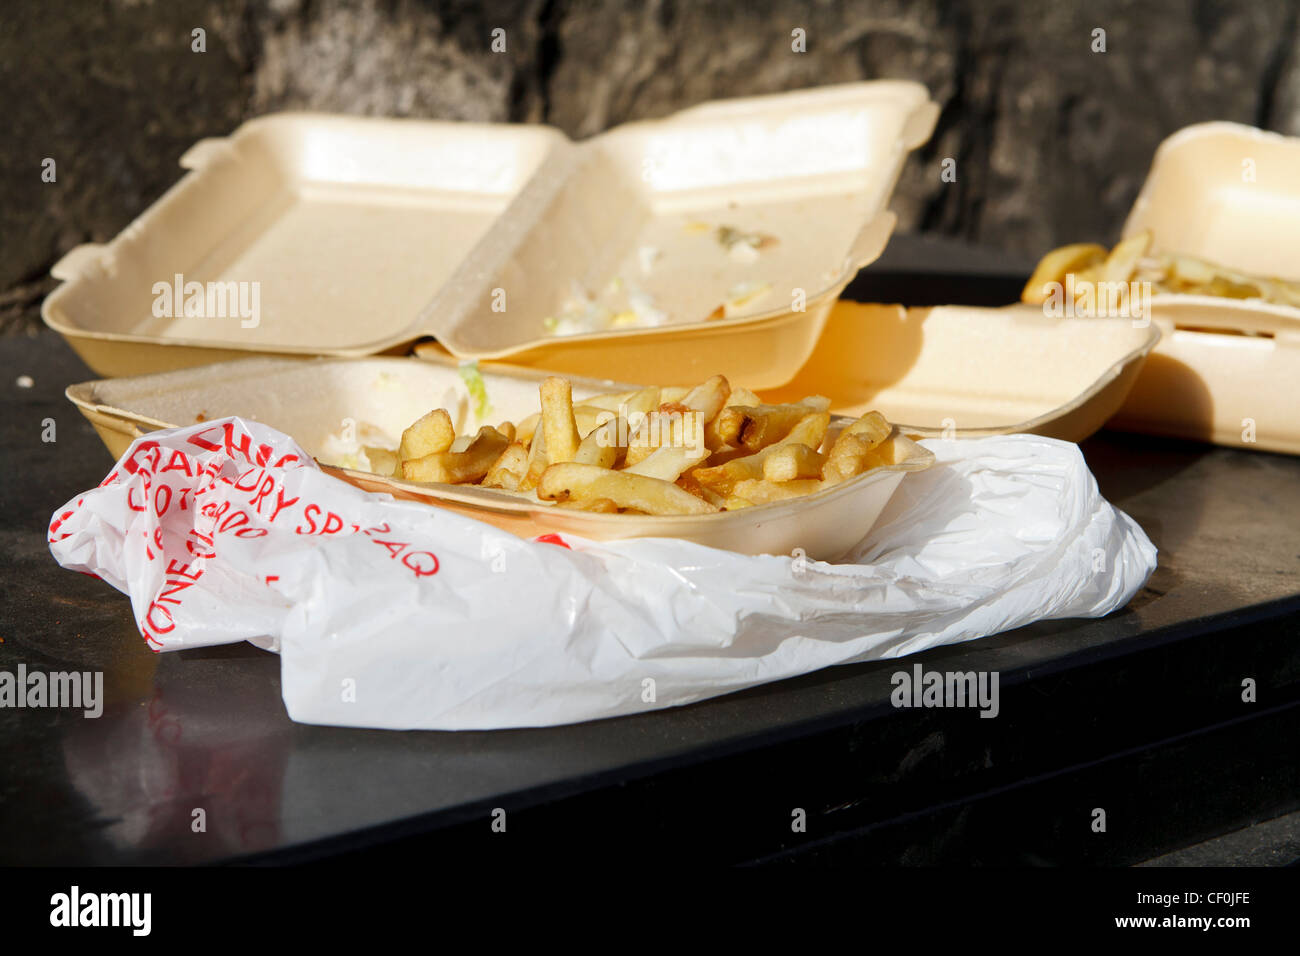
[1112,122,1300,453]
[65,354,933,561]
[43,82,939,389]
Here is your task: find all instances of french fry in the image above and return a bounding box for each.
[398,408,455,462]
[482,441,528,490]
[784,409,831,450]
[678,374,731,422]
[574,405,616,438]
[625,376,728,466]
[386,371,898,517]
[573,412,622,469]
[1206,275,1262,299]
[676,470,727,507]
[1021,243,1107,304]
[519,426,548,492]
[574,386,660,468]
[540,377,581,464]
[817,412,893,485]
[539,463,718,515]
[1028,233,1300,312]
[691,410,831,495]
[522,406,604,443]
[363,446,400,478]
[823,434,889,486]
[703,417,731,452]
[486,469,524,492]
[731,477,824,504]
[762,443,826,482]
[1153,254,1202,289]
[622,405,688,466]
[571,389,641,412]
[624,413,708,482]
[515,412,539,446]
[402,425,511,484]
[1100,230,1151,283]
[828,410,891,456]
[623,411,668,467]
[627,443,710,482]
[621,386,663,422]
[690,454,764,495]
[716,396,831,450]
[1072,262,1105,290]
[555,497,619,513]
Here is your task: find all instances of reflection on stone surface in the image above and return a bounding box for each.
[59,648,290,863]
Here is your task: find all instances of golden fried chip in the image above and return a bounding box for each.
[540,377,581,464]
[482,441,529,490]
[731,477,824,504]
[555,497,619,513]
[538,463,718,515]
[716,396,831,450]
[363,446,400,478]
[1021,243,1108,304]
[823,434,890,485]
[398,408,455,462]
[829,410,891,457]
[762,443,826,482]
[402,425,511,484]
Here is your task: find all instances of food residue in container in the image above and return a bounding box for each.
[542,217,781,336]
[715,225,778,263]
[544,279,669,336]
[701,281,774,322]
[1024,230,1300,311]
[637,245,661,275]
[318,418,398,472]
[627,289,668,325]
[725,280,773,311]
[457,360,493,419]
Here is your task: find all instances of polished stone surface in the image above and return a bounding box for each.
[3,244,1297,865]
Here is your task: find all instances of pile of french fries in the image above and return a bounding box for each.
[363,375,897,516]
[1023,229,1300,308]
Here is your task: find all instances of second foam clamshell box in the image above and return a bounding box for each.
[42,81,940,388]
[1106,122,1300,454]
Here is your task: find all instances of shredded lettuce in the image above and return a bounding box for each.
[457,361,492,420]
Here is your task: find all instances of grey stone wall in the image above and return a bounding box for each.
[4,0,1298,332]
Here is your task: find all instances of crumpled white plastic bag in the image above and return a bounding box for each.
[49,417,1155,729]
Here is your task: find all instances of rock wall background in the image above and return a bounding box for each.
[3,0,1299,333]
